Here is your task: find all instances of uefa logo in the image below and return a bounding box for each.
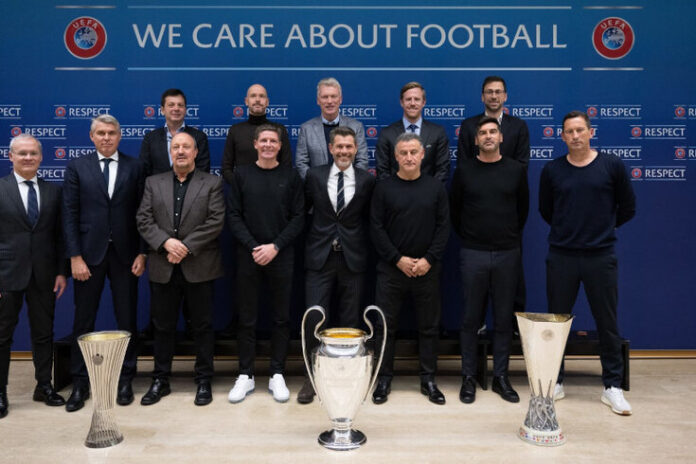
[592,17,634,60]
[675,148,686,159]
[631,127,642,137]
[64,17,107,60]
[630,167,642,179]
[455,127,460,137]
[503,107,510,115]
[366,127,378,138]
[11,127,21,137]
[587,107,598,118]
[543,127,554,137]
[55,148,67,159]
[55,106,67,118]
[233,106,245,118]
[144,106,156,118]
[674,106,686,118]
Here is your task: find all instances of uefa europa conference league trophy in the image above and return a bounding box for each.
[77,330,131,448]
[302,305,386,451]
[515,312,574,446]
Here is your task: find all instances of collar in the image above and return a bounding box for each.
[97,151,119,162]
[248,114,269,125]
[485,111,504,125]
[165,122,186,133]
[13,171,38,184]
[402,116,423,130]
[173,168,195,183]
[329,162,354,179]
[322,115,340,126]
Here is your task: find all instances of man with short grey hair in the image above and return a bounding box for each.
[295,77,368,179]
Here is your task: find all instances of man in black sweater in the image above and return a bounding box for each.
[370,133,450,405]
[451,117,528,405]
[226,124,304,404]
[539,111,636,416]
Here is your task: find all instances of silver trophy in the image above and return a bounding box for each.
[77,330,131,448]
[301,305,386,451]
[515,312,574,446]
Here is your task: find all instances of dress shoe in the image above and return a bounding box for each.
[194,381,213,406]
[33,383,65,406]
[66,386,90,412]
[372,379,391,405]
[492,375,520,403]
[421,380,446,405]
[0,389,8,418]
[297,377,315,404]
[459,376,476,404]
[141,379,171,406]
[117,382,134,406]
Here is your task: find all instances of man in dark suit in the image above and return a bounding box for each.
[0,134,67,418]
[298,127,376,404]
[139,88,210,340]
[295,78,369,179]
[456,76,530,166]
[62,114,146,412]
[139,88,210,177]
[137,132,224,407]
[375,82,450,183]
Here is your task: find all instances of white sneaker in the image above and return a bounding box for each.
[601,386,632,416]
[553,383,565,401]
[268,374,290,403]
[228,375,255,403]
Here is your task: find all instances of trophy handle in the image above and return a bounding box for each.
[301,305,326,397]
[362,305,386,400]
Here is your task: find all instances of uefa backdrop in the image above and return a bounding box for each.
[1,0,694,350]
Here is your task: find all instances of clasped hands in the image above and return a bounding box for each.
[397,256,431,278]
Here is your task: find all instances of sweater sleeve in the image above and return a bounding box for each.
[424,183,450,265]
[272,170,305,250]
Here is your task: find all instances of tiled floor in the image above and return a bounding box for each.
[1,357,694,463]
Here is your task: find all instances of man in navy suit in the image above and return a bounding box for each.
[0,134,67,419]
[62,115,146,412]
[298,127,375,404]
[295,78,369,179]
[375,82,450,183]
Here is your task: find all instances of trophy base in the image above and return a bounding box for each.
[518,425,565,447]
[85,430,124,449]
[318,429,366,451]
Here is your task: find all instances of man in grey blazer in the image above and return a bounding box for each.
[0,134,67,418]
[295,77,369,179]
[136,132,225,407]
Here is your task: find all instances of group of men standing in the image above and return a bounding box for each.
[0,75,635,419]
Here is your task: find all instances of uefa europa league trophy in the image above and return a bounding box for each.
[77,330,131,448]
[301,305,386,451]
[515,312,574,446]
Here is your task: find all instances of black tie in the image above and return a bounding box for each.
[336,171,345,214]
[102,158,112,189]
[408,124,418,133]
[25,180,38,227]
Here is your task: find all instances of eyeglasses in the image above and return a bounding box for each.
[483,89,505,96]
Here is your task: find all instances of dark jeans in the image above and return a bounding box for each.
[546,248,623,388]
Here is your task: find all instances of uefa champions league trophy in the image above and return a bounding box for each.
[77,330,131,448]
[301,305,386,451]
[515,312,574,446]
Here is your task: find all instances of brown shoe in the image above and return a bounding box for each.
[297,378,315,404]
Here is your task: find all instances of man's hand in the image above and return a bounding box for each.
[396,256,418,277]
[412,258,432,277]
[252,244,278,266]
[164,238,189,261]
[70,256,91,281]
[131,254,147,277]
[54,275,67,299]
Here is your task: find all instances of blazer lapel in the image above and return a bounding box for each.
[88,152,109,198]
[4,176,32,228]
[112,152,128,199]
[313,120,330,165]
[180,170,204,225]
[157,173,175,226]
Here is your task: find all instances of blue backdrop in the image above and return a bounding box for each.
[1,0,694,350]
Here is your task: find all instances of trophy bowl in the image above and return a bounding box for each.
[515,312,573,446]
[301,305,386,451]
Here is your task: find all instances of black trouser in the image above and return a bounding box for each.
[304,249,363,355]
[151,266,215,384]
[0,274,56,387]
[546,248,623,388]
[70,244,138,387]
[459,247,520,377]
[236,245,293,376]
[375,260,441,383]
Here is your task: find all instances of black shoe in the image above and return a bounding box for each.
[66,385,90,412]
[33,383,65,406]
[194,381,212,406]
[421,380,446,405]
[492,375,520,403]
[297,378,315,404]
[372,379,391,404]
[117,382,134,406]
[141,379,171,406]
[459,376,476,404]
[0,390,8,418]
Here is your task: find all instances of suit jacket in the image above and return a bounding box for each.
[457,112,530,166]
[62,151,145,266]
[304,164,375,273]
[139,125,211,176]
[375,119,450,182]
[295,115,369,179]
[136,170,224,284]
[0,175,67,292]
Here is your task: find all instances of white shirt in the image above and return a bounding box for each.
[13,171,40,213]
[98,151,119,198]
[327,163,356,212]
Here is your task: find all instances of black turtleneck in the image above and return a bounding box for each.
[222,114,292,184]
